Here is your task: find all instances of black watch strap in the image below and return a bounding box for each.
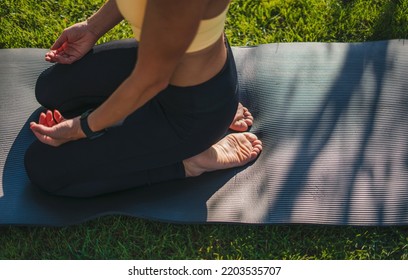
[80,109,106,140]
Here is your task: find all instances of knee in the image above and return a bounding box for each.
[24,144,62,195]
[24,143,92,198]
[35,67,59,108]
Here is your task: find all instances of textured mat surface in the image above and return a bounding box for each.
[1,40,407,226]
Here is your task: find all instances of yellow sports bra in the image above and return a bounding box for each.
[116,0,228,53]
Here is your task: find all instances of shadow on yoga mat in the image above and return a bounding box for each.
[1,40,408,226]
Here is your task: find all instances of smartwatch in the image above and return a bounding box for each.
[80,109,106,140]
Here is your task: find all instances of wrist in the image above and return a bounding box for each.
[85,0,123,39]
[80,109,106,140]
[85,18,103,39]
[74,116,86,140]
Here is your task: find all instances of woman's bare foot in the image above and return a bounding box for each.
[183,133,262,177]
[229,103,254,132]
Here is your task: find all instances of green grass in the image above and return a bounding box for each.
[2,217,408,260]
[226,0,408,45]
[1,0,408,260]
[1,0,407,48]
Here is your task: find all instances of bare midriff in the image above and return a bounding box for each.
[169,35,227,87]
[116,0,230,87]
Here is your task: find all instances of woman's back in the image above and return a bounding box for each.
[116,0,231,86]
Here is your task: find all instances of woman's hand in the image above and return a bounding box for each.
[45,21,99,64]
[30,110,86,147]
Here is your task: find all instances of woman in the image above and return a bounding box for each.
[25,0,262,197]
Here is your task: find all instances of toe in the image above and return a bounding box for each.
[250,138,262,158]
[253,143,262,154]
[243,132,258,142]
[243,107,253,117]
[230,120,248,132]
[239,119,249,130]
[245,118,253,127]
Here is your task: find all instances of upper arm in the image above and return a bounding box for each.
[85,0,214,132]
[129,0,210,89]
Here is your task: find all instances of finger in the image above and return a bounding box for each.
[30,122,55,137]
[51,34,68,51]
[31,120,66,138]
[45,56,55,63]
[53,110,64,123]
[46,110,56,127]
[59,41,68,52]
[30,123,50,140]
[31,128,51,144]
[38,112,47,126]
[30,123,64,147]
[50,42,76,64]
[45,48,69,63]
[45,51,55,61]
[51,53,76,65]
[31,128,61,147]
[45,50,59,63]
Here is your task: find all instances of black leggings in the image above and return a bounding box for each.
[24,39,239,197]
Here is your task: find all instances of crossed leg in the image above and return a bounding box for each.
[229,103,254,132]
[184,104,262,178]
[183,132,262,177]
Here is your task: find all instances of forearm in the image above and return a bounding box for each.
[86,0,123,38]
[84,0,204,133]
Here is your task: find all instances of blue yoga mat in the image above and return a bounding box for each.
[1,40,407,226]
